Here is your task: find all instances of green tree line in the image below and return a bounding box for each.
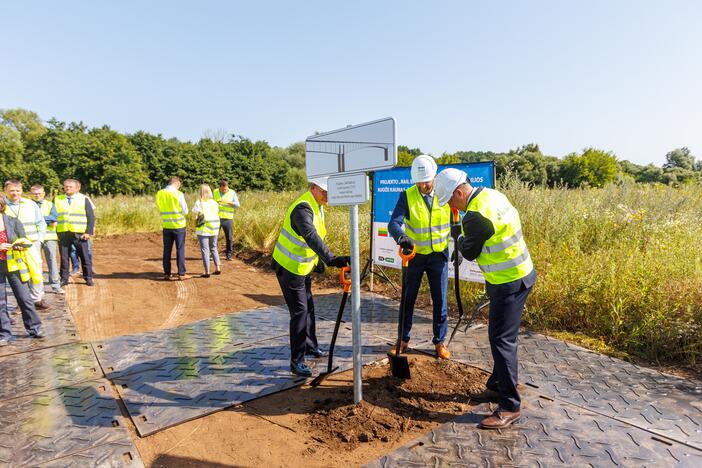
[0,108,697,194]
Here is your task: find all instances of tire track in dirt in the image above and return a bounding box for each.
[162,278,198,329]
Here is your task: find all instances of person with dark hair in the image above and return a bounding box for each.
[54,179,95,286]
[155,176,188,280]
[213,179,239,261]
[0,197,44,346]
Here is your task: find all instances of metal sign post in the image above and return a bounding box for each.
[307,118,397,404]
[349,204,362,404]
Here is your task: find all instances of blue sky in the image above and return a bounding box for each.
[2,1,701,165]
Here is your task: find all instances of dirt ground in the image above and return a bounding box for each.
[65,233,489,467]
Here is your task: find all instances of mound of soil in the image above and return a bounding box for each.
[305,356,489,448]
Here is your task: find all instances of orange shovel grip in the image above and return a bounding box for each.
[398,244,417,267]
[340,266,352,293]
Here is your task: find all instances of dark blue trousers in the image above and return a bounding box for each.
[162,228,186,276]
[485,269,536,412]
[0,261,42,340]
[402,251,448,345]
[59,232,92,282]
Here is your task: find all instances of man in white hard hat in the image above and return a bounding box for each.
[387,155,452,360]
[272,177,350,377]
[434,168,536,430]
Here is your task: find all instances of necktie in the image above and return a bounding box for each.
[67,197,72,205]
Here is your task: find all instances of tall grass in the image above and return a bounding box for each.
[93,184,702,367]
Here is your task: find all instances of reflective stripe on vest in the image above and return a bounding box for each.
[404,185,451,254]
[195,199,221,236]
[40,200,58,241]
[155,189,186,229]
[272,191,327,276]
[465,188,533,285]
[55,193,88,233]
[214,189,236,220]
[6,238,43,284]
[5,199,42,242]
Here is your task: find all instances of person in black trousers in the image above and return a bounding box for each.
[271,178,350,377]
[435,168,536,430]
[55,179,95,286]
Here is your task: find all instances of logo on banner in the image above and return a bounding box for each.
[378,228,389,237]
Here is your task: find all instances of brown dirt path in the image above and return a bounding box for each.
[66,234,489,467]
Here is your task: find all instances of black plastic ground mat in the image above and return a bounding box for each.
[367,392,702,467]
[110,323,390,436]
[427,326,702,452]
[2,293,79,357]
[0,341,101,401]
[0,378,142,467]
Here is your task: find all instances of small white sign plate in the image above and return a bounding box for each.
[327,173,369,206]
[305,117,397,178]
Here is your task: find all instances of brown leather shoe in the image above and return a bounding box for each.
[435,343,451,360]
[478,409,521,429]
[34,300,50,310]
[388,341,409,356]
[470,388,501,403]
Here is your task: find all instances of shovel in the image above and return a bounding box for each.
[310,266,351,387]
[388,244,416,379]
[448,208,489,345]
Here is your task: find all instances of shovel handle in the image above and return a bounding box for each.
[451,207,460,223]
[340,266,351,293]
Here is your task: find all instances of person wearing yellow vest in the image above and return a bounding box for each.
[387,155,452,360]
[191,184,222,278]
[3,179,48,310]
[272,177,350,377]
[0,197,44,346]
[55,179,96,287]
[30,184,63,294]
[435,168,536,430]
[155,176,189,280]
[213,179,240,261]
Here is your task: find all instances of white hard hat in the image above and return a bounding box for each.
[434,168,468,206]
[308,176,329,191]
[411,155,438,183]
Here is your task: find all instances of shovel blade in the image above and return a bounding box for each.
[310,366,340,387]
[389,354,411,379]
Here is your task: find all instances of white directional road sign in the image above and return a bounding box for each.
[305,117,397,178]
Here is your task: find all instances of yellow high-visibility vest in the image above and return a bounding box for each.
[195,199,221,236]
[214,189,237,220]
[5,198,42,242]
[55,193,88,233]
[464,188,533,285]
[6,238,43,284]
[40,200,58,241]
[404,185,451,255]
[155,189,186,229]
[272,191,327,276]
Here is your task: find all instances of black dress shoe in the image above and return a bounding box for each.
[305,348,328,358]
[60,280,69,287]
[85,278,94,286]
